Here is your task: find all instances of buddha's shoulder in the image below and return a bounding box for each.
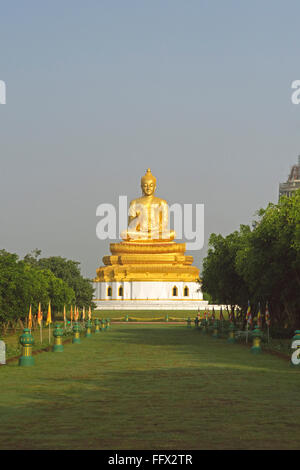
[153,197,168,205]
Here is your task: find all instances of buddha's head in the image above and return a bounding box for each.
[141,168,156,196]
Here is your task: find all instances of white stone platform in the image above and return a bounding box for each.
[93,279,210,310]
[93,299,209,311]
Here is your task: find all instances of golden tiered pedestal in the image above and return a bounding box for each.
[95,240,200,283]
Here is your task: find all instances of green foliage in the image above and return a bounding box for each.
[25,253,95,309]
[202,189,300,328]
[0,250,75,323]
[268,326,294,340]
[202,229,249,310]
[202,291,213,302]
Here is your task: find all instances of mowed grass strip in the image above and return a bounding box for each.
[93,310,226,321]
[0,324,299,450]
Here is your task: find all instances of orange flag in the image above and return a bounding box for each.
[74,306,78,321]
[37,302,43,326]
[82,306,85,321]
[70,305,73,321]
[88,306,92,320]
[46,302,52,326]
[28,305,33,329]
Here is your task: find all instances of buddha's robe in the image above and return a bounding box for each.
[121,196,175,241]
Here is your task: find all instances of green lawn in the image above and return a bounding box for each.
[0,324,299,450]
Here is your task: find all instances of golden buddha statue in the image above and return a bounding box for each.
[121,168,176,242]
[94,167,202,287]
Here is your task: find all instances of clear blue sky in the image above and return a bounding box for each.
[0,0,299,276]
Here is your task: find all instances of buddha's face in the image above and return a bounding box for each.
[141,180,156,196]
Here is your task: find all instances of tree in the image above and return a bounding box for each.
[0,250,75,326]
[39,268,75,315]
[235,192,300,326]
[32,255,95,308]
[201,189,300,328]
[202,229,249,315]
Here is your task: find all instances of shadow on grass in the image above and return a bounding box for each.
[108,326,290,371]
[0,325,299,450]
[0,361,299,450]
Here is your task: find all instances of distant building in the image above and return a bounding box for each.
[279,155,300,199]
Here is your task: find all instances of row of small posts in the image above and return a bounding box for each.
[186,317,263,354]
[18,318,110,367]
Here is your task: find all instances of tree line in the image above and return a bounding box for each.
[202,190,300,328]
[0,249,95,327]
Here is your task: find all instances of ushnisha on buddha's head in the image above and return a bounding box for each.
[141,168,156,196]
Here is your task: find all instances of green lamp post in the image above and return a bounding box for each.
[227,323,236,343]
[101,319,106,331]
[125,314,129,322]
[85,319,92,337]
[251,325,262,353]
[72,322,81,344]
[165,314,169,322]
[53,323,64,352]
[106,318,110,330]
[94,319,100,333]
[19,328,35,366]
